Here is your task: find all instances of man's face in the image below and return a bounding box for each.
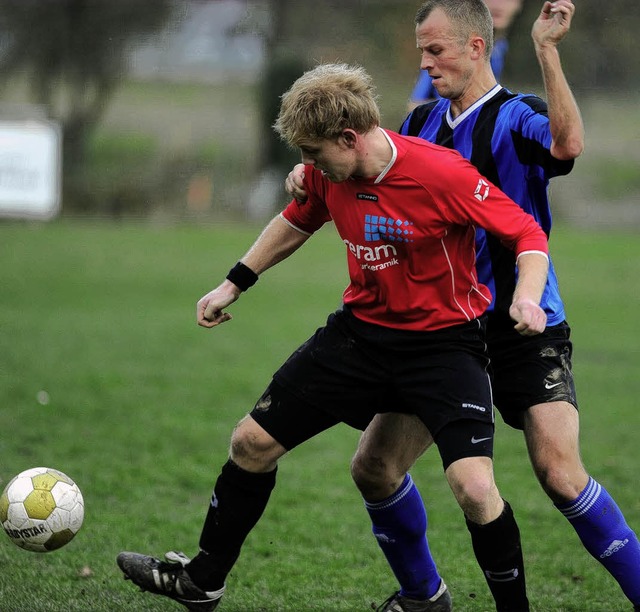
[484,0,522,33]
[298,136,355,183]
[415,8,475,100]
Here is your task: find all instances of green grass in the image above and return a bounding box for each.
[0,221,639,611]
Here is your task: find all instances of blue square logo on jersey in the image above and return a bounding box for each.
[364,214,414,243]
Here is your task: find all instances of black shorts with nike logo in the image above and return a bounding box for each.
[250,306,496,470]
[486,314,578,430]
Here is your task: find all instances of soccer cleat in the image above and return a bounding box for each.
[117,551,224,612]
[374,581,452,612]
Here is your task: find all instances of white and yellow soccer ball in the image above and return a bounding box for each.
[0,467,84,552]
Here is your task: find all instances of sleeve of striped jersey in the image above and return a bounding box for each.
[429,156,549,257]
[399,102,436,136]
[511,97,574,178]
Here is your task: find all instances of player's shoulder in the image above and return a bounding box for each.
[402,100,440,136]
[391,131,469,184]
[497,88,549,117]
[392,129,459,158]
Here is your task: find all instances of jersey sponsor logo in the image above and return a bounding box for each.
[364,214,414,243]
[357,193,378,201]
[344,239,398,263]
[600,539,628,559]
[474,178,490,202]
[346,214,416,272]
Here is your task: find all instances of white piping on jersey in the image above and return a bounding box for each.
[467,229,491,310]
[279,212,312,236]
[446,84,503,129]
[376,129,398,183]
[440,234,478,322]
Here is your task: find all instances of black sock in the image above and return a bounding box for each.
[186,459,277,590]
[466,500,529,612]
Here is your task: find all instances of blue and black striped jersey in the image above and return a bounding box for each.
[401,85,574,326]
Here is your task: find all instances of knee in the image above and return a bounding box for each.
[229,416,283,471]
[446,458,502,523]
[350,450,402,501]
[452,477,496,516]
[533,460,588,503]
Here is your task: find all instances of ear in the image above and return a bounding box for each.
[469,35,486,60]
[340,129,358,149]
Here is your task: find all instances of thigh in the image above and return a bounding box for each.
[523,400,588,500]
[357,413,433,475]
[352,413,433,500]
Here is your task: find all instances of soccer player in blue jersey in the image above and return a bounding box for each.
[286,2,640,611]
[346,1,640,610]
[407,0,522,110]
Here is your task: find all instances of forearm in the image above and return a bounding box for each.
[197,215,310,328]
[508,251,549,335]
[536,41,584,160]
[240,214,309,276]
[514,252,549,305]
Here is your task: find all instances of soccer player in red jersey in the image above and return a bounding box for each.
[117,62,550,612]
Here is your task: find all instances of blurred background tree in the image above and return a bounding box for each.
[0,0,637,224]
[0,0,175,214]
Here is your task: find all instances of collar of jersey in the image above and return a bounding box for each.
[446,84,503,129]
[373,128,398,183]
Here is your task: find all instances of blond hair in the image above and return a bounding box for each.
[273,63,381,147]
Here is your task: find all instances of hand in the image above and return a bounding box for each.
[509,299,547,336]
[196,281,241,328]
[532,0,575,49]
[284,164,308,203]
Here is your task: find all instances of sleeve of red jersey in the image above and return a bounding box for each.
[280,166,332,235]
[432,157,549,258]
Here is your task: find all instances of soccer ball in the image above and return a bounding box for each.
[0,467,84,552]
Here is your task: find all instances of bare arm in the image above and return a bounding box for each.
[532,0,584,160]
[197,215,310,328]
[509,252,549,335]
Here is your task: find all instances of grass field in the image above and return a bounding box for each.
[0,220,639,611]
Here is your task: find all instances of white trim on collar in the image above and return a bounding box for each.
[375,128,398,183]
[446,85,503,129]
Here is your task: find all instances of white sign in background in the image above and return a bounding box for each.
[0,120,62,220]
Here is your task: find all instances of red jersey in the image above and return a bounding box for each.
[281,129,548,331]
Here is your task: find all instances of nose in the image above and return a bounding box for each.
[301,154,315,166]
[420,53,434,71]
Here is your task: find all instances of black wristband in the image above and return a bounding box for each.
[226,261,259,292]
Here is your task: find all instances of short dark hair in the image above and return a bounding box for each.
[415,0,494,58]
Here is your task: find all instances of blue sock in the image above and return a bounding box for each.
[364,474,441,599]
[556,477,640,604]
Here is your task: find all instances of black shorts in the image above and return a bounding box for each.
[487,315,578,429]
[250,307,496,468]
